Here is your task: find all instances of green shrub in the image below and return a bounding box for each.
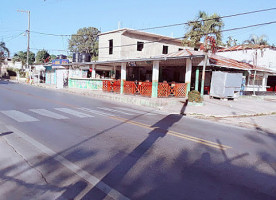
[188,90,203,103]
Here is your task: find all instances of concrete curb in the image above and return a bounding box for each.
[6,80,276,120]
[16,81,186,109]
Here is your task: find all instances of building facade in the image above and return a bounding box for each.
[217,45,276,91]
[217,45,276,70]
[98,29,188,61]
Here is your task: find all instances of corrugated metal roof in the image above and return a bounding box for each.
[60,49,274,73]
[209,54,273,72]
[218,45,276,52]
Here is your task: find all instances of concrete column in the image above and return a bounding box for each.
[195,66,199,91]
[200,54,208,96]
[185,58,192,95]
[151,61,159,98]
[91,64,96,79]
[114,65,116,79]
[262,73,268,91]
[120,63,126,94]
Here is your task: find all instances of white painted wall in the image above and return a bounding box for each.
[2,59,23,69]
[120,34,185,59]
[244,72,268,92]
[217,48,276,70]
[98,30,186,61]
[98,31,122,61]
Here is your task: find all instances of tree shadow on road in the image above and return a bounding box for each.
[1,113,276,200]
[81,114,184,199]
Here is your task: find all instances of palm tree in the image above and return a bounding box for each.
[183,11,224,50]
[243,34,268,46]
[183,11,224,96]
[226,36,238,47]
[0,42,10,63]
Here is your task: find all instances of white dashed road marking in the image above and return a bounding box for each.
[30,109,69,120]
[55,108,94,118]
[114,107,156,115]
[78,107,115,117]
[1,110,39,122]
[97,107,134,115]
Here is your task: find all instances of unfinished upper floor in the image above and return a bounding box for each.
[98,28,189,61]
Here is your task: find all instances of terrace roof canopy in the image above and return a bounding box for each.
[60,49,275,73]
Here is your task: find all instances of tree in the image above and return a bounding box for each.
[183,11,224,49]
[226,36,238,47]
[12,51,35,67]
[50,54,57,61]
[0,42,9,64]
[68,27,100,60]
[243,34,269,46]
[35,49,50,63]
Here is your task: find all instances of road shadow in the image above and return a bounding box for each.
[1,113,276,199]
[0,79,15,85]
[180,99,188,115]
[0,132,13,137]
[81,114,183,199]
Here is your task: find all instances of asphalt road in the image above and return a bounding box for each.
[0,79,276,200]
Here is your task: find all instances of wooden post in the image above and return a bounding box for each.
[120,63,126,94]
[151,61,159,98]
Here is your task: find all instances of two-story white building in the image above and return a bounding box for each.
[98,28,188,61]
[67,28,275,98]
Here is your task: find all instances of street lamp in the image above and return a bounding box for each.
[17,10,31,83]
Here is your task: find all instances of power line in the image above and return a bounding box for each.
[1,32,24,40]
[98,21,276,50]
[30,20,276,53]
[29,7,276,37]
[31,31,80,37]
[139,7,276,31]
[5,32,25,42]
[30,48,69,53]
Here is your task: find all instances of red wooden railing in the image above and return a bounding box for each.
[158,82,169,97]
[124,81,136,95]
[102,80,111,92]
[174,83,187,97]
[102,80,121,93]
[140,82,152,97]
[103,80,187,98]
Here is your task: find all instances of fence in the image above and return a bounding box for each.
[103,80,121,93]
[103,80,187,98]
[69,78,103,90]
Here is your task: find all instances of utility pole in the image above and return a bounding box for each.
[17,10,31,83]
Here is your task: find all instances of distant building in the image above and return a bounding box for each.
[98,28,188,61]
[0,58,23,76]
[217,45,276,70]
[217,45,276,91]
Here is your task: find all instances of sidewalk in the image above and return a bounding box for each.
[7,79,276,134]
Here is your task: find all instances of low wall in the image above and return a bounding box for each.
[68,78,103,90]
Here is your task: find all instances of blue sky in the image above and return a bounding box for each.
[1,0,276,56]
